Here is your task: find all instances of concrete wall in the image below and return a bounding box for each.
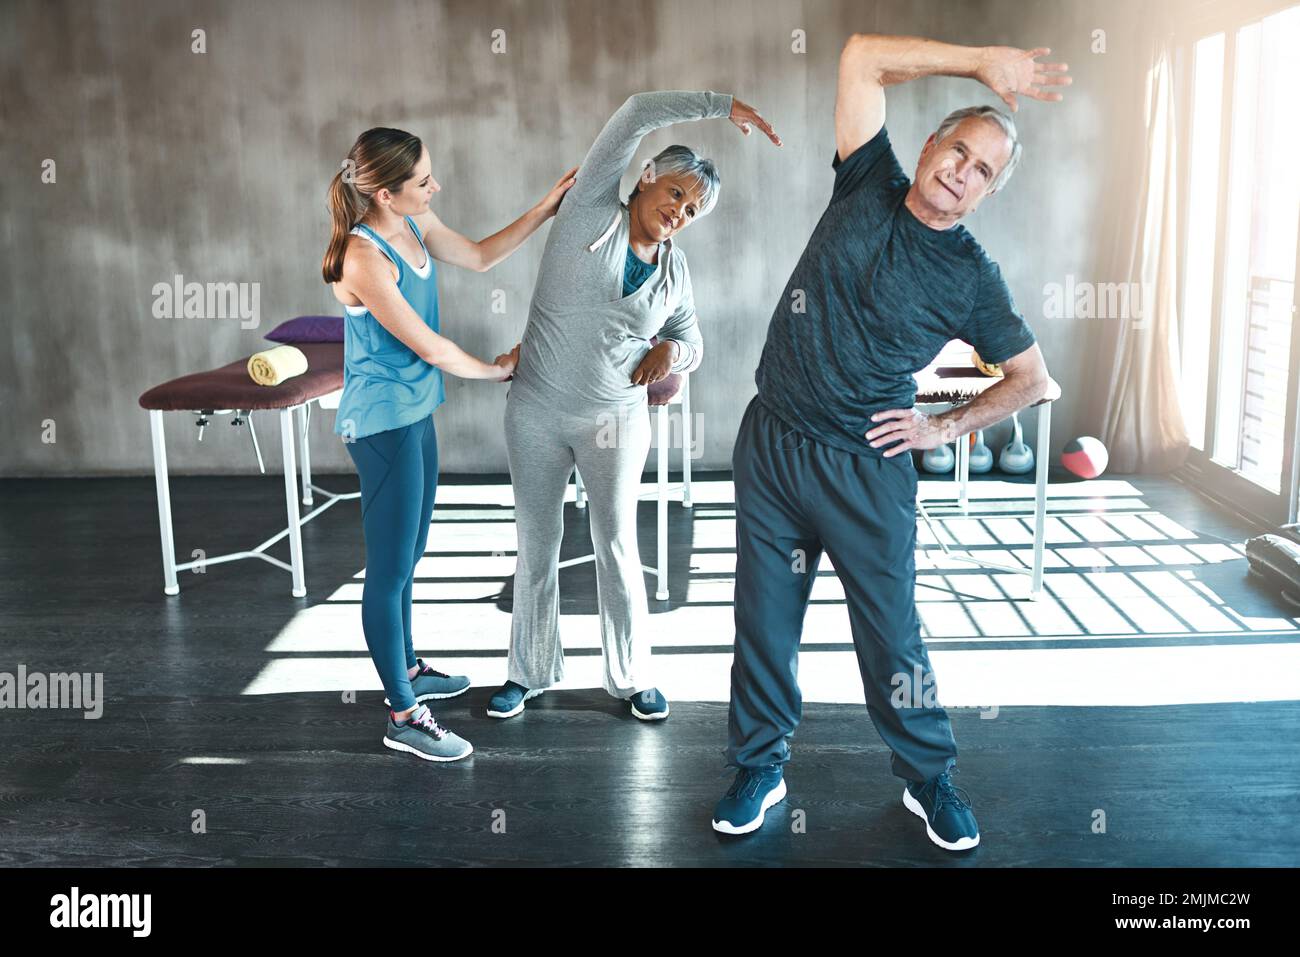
[0,0,1156,476]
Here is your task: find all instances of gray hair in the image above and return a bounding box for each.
[625,144,722,216]
[933,106,1021,192]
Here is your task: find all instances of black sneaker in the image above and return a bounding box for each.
[628,688,670,720]
[903,770,980,851]
[487,680,544,719]
[711,765,787,835]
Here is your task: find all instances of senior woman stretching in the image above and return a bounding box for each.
[489,91,780,721]
[324,126,575,762]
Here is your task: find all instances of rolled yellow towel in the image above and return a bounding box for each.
[247,345,308,386]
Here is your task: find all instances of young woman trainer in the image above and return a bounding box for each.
[323,126,576,762]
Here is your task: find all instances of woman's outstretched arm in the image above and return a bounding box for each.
[415,166,578,272]
[568,90,779,208]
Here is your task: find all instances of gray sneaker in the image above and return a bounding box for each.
[383,659,472,706]
[383,705,473,762]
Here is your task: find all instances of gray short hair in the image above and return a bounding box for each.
[625,144,722,216]
[933,106,1021,192]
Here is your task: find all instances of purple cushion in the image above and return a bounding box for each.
[265,315,344,344]
[647,336,682,406]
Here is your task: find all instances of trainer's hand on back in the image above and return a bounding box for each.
[975,46,1071,112]
[492,343,520,382]
[865,407,952,457]
[728,97,782,146]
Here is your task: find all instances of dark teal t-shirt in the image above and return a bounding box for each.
[623,243,658,296]
[754,125,1037,456]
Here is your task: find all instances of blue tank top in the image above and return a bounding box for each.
[334,215,446,440]
[623,243,658,296]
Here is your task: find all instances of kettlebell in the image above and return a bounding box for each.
[998,412,1035,474]
[968,430,994,474]
[922,442,955,474]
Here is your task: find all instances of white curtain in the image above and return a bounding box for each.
[1098,35,1191,474]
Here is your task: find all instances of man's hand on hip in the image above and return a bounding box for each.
[866,407,955,457]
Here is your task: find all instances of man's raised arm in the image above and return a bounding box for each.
[835,34,1070,162]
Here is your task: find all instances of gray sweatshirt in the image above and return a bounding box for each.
[510,90,733,409]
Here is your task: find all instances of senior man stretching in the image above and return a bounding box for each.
[713,34,1068,849]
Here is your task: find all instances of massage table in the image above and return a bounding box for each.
[913,340,1062,598]
[139,343,358,598]
[141,338,692,602]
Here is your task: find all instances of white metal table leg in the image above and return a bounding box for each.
[1031,401,1051,597]
[574,465,587,509]
[298,404,314,507]
[280,408,306,598]
[656,403,669,600]
[681,375,693,508]
[957,430,970,510]
[149,410,180,596]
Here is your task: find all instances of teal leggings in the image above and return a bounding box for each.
[345,416,438,713]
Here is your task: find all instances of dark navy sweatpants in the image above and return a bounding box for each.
[726,396,958,783]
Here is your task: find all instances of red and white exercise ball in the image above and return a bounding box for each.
[1061,436,1108,479]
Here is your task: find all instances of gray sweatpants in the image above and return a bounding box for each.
[504,386,654,697]
[500,91,729,698]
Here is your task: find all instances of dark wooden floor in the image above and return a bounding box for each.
[2,468,1298,867]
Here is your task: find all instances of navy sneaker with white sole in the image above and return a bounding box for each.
[628,688,669,720]
[383,705,473,762]
[487,680,544,719]
[712,765,787,835]
[383,659,471,706]
[903,770,980,851]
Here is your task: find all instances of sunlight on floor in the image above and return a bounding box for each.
[242,477,1300,706]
